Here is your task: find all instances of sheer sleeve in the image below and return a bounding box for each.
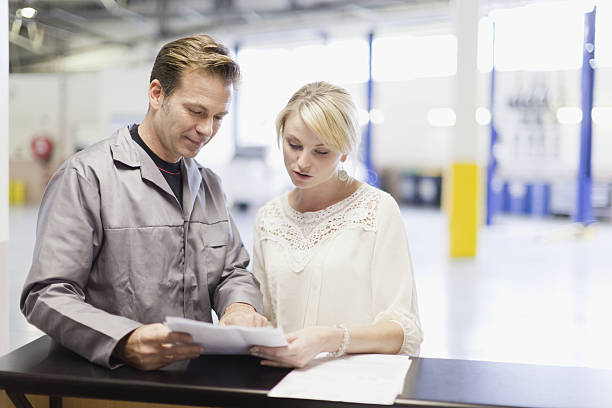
[370,193,423,355]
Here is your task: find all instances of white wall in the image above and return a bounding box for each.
[593,67,612,179]
[8,63,612,195]
[9,67,147,163]
[1,0,10,355]
[10,74,62,161]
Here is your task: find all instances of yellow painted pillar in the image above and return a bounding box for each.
[450,0,481,257]
[10,180,26,206]
[450,163,479,257]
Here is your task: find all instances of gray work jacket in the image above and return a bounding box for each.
[20,127,263,368]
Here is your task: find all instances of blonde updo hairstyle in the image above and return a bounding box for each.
[275,82,361,159]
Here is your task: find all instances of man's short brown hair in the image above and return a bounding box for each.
[150,34,240,97]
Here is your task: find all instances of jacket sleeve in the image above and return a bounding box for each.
[212,205,264,317]
[20,163,141,368]
[370,193,424,356]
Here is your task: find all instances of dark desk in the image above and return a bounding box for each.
[1,336,611,408]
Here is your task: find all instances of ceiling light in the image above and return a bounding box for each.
[369,109,385,125]
[357,108,370,127]
[556,107,582,125]
[19,7,38,19]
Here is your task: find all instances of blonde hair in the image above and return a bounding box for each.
[150,34,240,97]
[275,82,360,156]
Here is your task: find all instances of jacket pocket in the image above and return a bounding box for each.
[202,221,229,248]
[191,221,230,296]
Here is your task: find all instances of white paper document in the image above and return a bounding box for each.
[164,316,288,354]
[268,354,412,405]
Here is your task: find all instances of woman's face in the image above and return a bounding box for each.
[282,111,345,190]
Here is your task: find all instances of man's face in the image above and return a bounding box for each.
[153,69,232,163]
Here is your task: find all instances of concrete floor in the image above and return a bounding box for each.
[7,203,612,369]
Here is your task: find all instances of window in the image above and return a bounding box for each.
[236,37,368,147]
[373,33,457,81]
[489,1,586,71]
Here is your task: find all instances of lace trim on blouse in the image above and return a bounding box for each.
[257,183,380,273]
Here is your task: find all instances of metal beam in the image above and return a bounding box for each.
[364,31,378,186]
[574,6,596,225]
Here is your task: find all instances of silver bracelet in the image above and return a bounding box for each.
[330,324,350,358]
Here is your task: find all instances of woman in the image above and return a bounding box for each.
[250,82,423,368]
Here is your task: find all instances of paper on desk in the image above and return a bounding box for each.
[164,316,288,354]
[268,354,411,405]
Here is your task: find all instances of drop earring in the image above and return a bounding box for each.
[337,163,348,182]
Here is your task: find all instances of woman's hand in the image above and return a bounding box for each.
[250,326,343,368]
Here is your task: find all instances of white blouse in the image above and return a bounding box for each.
[252,183,423,355]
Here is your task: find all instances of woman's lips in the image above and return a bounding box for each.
[293,170,311,178]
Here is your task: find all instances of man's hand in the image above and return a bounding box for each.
[218,302,269,327]
[114,323,205,371]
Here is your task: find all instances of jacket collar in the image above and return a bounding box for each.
[110,127,203,217]
[181,156,203,218]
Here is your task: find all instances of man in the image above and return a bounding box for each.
[20,34,267,371]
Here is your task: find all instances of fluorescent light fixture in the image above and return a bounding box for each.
[427,108,456,127]
[19,7,37,19]
[369,109,385,125]
[592,107,612,125]
[476,107,491,125]
[556,107,582,124]
[357,108,370,127]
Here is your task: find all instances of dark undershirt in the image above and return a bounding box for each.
[129,124,183,206]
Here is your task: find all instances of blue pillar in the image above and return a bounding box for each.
[364,31,378,186]
[575,7,596,225]
[486,22,498,225]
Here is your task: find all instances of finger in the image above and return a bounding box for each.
[251,345,288,355]
[260,359,293,368]
[255,316,270,327]
[251,348,293,362]
[134,324,172,345]
[251,346,297,366]
[159,349,203,365]
[218,314,239,326]
[166,350,202,362]
[164,331,194,344]
[161,343,205,356]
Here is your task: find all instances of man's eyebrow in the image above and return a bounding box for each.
[187,103,228,116]
[186,103,209,111]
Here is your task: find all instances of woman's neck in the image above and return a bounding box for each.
[289,178,361,213]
